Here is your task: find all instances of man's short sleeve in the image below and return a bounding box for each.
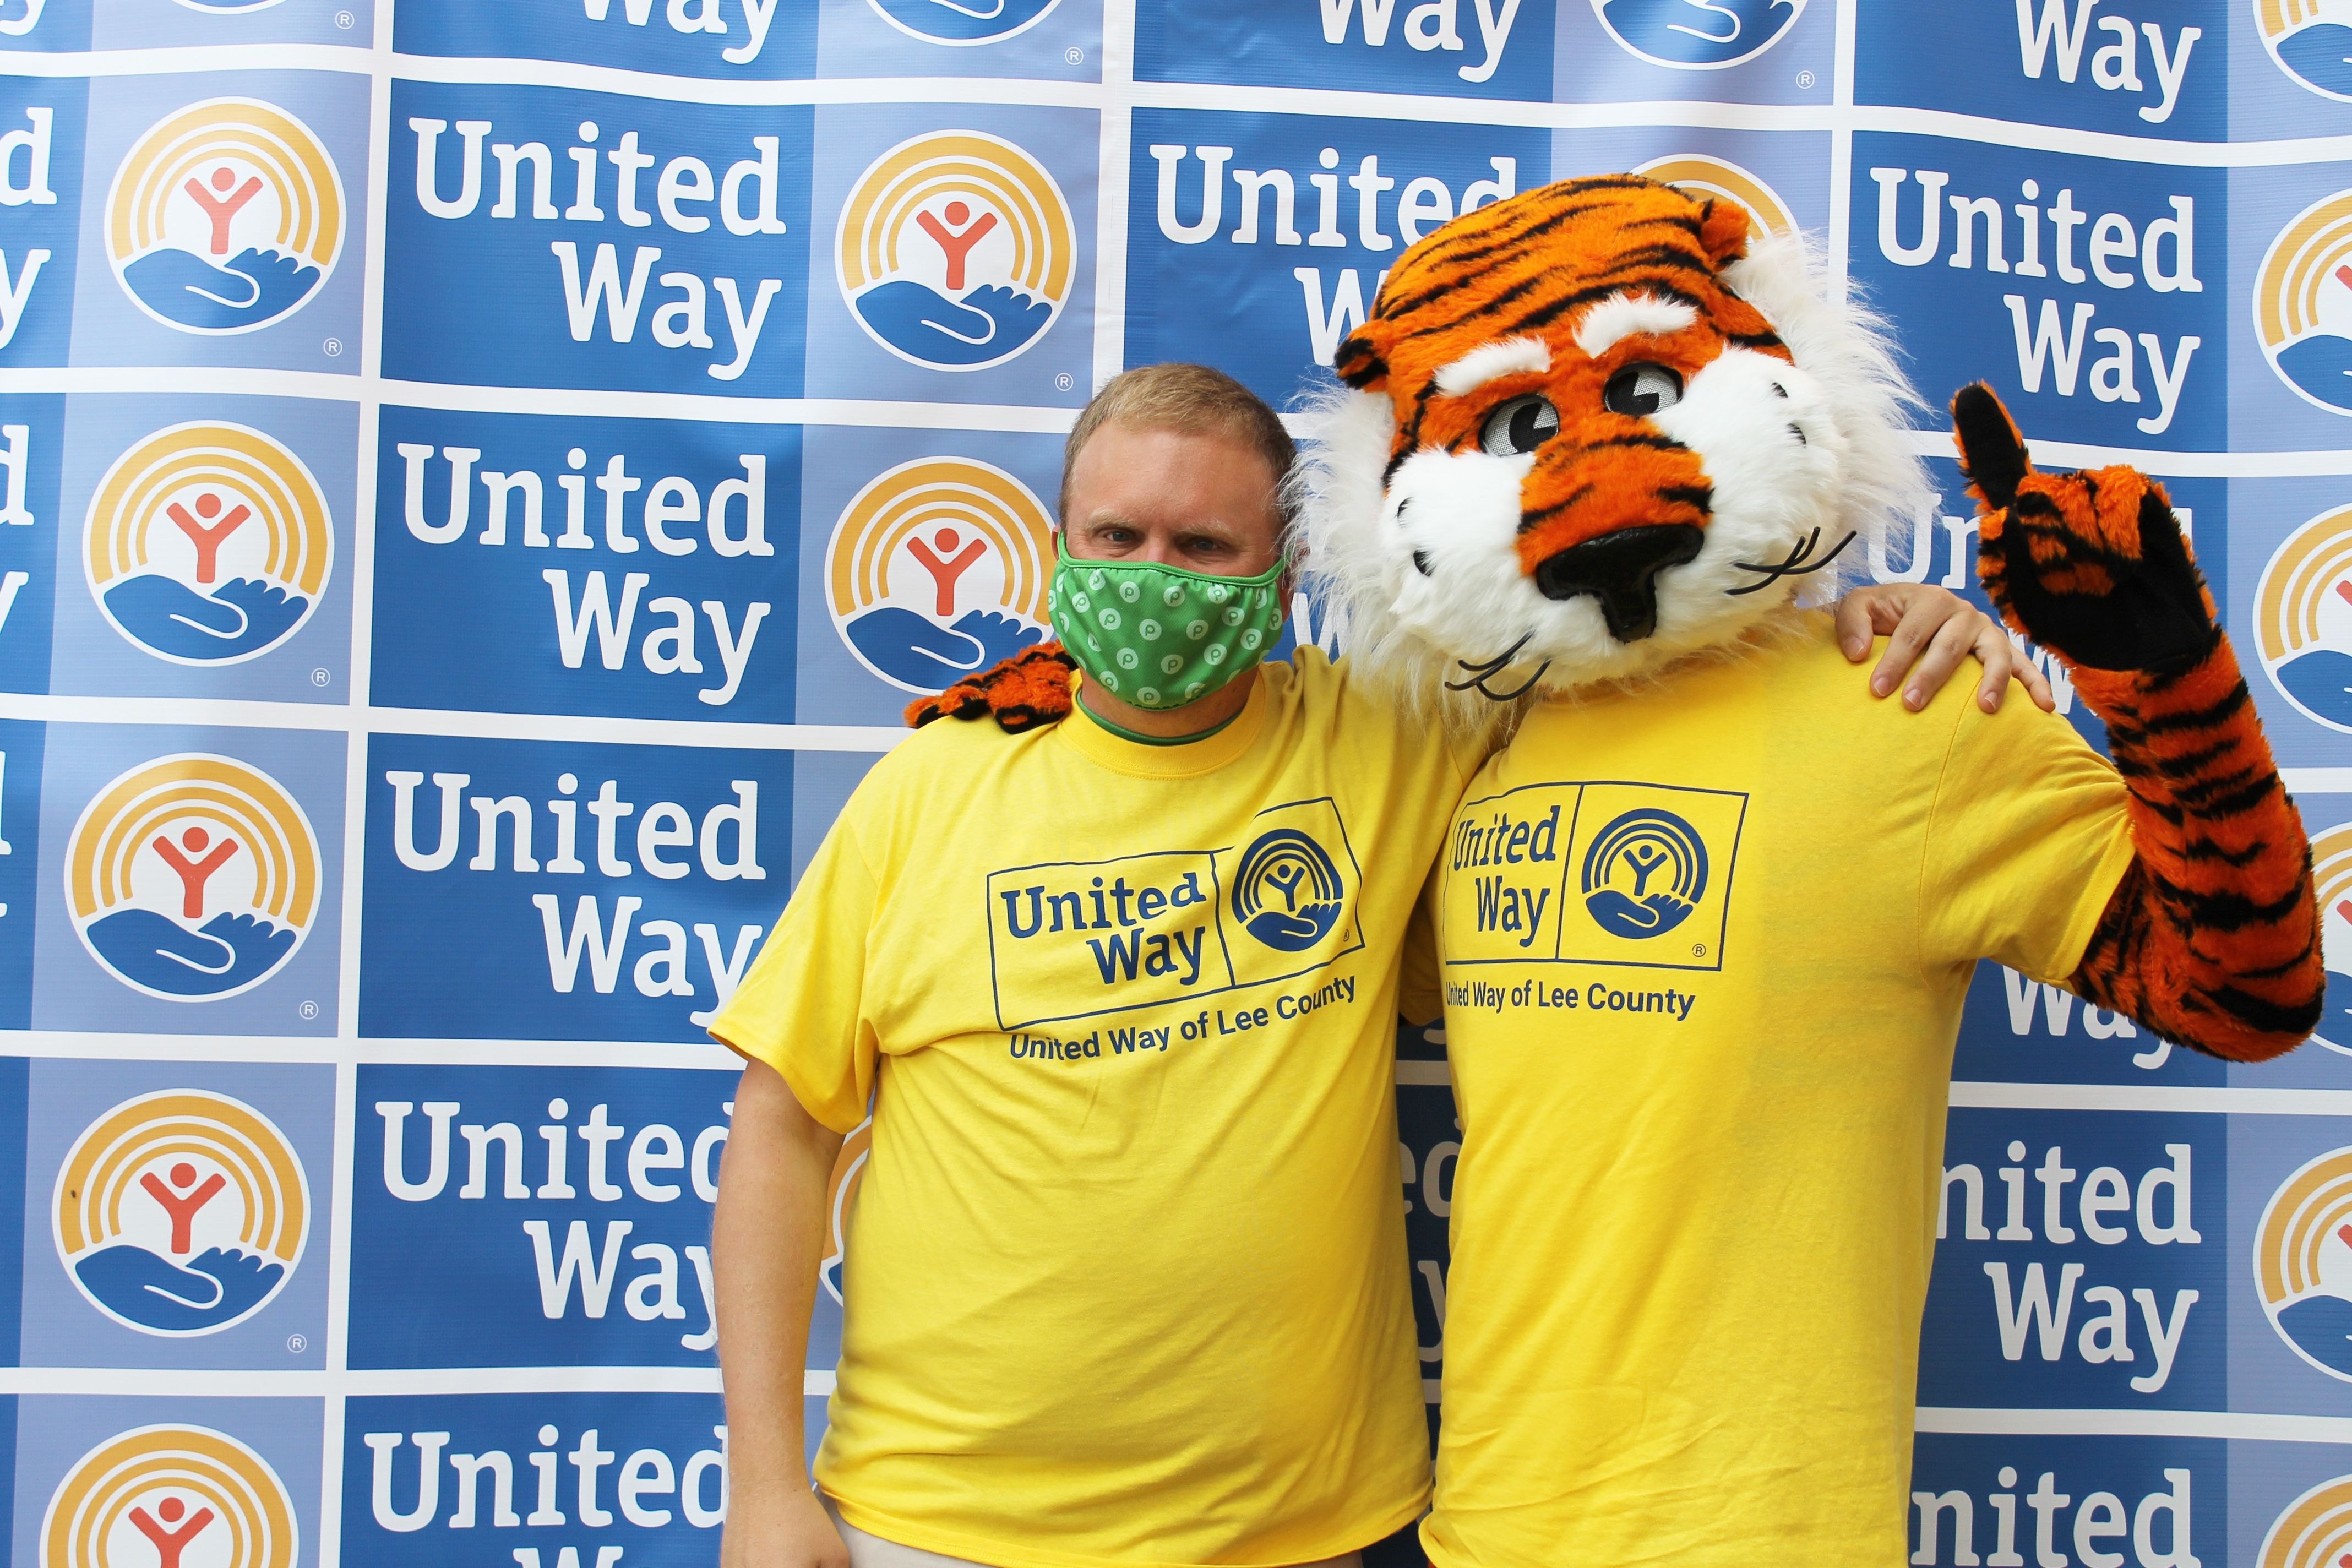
[1919,695,2139,986]
[707,816,882,1134]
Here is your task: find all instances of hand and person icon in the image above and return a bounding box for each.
[100,485,310,660]
[81,818,297,998]
[165,491,251,586]
[183,164,262,257]
[137,1161,227,1256]
[844,523,1045,689]
[129,1494,216,1568]
[851,192,1055,367]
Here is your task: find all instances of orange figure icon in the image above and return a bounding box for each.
[2336,577,2352,608]
[165,491,252,586]
[906,526,986,619]
[914,199,998,293]
[138,1161,227,1256]
[129,1495,216,1568]
[184,165,262,257]
[153,824,239,922]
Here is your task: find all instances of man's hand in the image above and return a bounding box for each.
[1834,582,2057,715]
[721,1485,850,1568]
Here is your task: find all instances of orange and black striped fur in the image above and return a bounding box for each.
[1955,384,2321,1059]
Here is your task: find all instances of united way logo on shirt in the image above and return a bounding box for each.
[2312,824,2352,1054]
[66,754,320,1000]
[2256,505,2352,729]
[1592,0,1804,68]
[2257,1,2352,101]
[42,1424,297,1568]
[54,1089,308,1335]
[105,98,344,335]
[84,422,331,666]
[2256,190,2352,416]
[2254,1145,2352,1381]
[868,0,1061,45]
[1633,154,1795,237]
[1232,827,1346,952]
[1581,808,1708,940]
[836,130,1072,371]
[827,458,1054,692]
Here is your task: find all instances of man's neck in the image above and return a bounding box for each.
[1079,666,1258,740]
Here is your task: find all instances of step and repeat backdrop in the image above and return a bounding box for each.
[0,1,2348,1564]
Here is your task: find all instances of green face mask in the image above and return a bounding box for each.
[1047,545,1287,711]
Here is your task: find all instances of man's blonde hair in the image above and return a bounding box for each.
[1060,363,1296,524]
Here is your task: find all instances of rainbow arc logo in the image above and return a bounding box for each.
[2261,1473,2352,1568]
[105,97,342,335]
[54,1089,308,1336]
[43,1424,296,1568]
[85,422,331,665]
[65,754,319,1001]
[2256,190,2352,416]
[1632,154,1796,239]
[2255,1145,2352,1382]
[836,130,1073,371]
[827,458,1056,692]
[2257,1,2352,100]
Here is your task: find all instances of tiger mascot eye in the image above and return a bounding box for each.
[1291,175,2324,1567]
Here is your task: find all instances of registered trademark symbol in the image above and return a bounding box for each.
[310,667,331,687]
[322,337,344,357]
[1691,943,1706,957]
[287,1333,308,1353]
[1055,372,1075,391]
[1065,45,1083,64]
[334,9,355,26]
[1795,69,1816,88]
[298,1000,320,1021]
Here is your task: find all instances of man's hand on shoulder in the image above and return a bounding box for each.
[721,1486,850,1568]
[1834,582,2057,715]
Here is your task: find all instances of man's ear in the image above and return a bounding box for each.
[1333,315,1395,392]
[1696,196,1753,269]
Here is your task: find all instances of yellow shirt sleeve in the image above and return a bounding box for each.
[1398,860,1445,1027]
[1917,693,2139,985]
[706,812,883,1135]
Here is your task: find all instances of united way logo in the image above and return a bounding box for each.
[836,131,1073,371]
[2312,825,2352,1054]
[85,423,331,666]
[42,1424,297,1568]
[2257,507,2352,731]
[828,459,1055,691]
[1232,828,1344,952]
[105,98,344,335]
[66,754,320,1000]
[2255,1145,2352,1380]
[1581,808,1707,939]
[2256,190,2352,416]
[1632,154,1795,238]
[1592,0,1803,68]
[55,1090,308,1335]
[2263,1474,2352,1568]
[2258,1,2352,101]
[868,0,1062,44]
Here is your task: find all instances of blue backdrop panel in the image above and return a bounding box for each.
[0,4,2348,1566]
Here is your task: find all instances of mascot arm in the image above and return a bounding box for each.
[1953,383,2323,1062]
[905,643,1076,733]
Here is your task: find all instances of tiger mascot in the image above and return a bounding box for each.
[920,173,2323,1566]
[1301,175,2322,1567]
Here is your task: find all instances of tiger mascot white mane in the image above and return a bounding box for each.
[1293,172,1922,720]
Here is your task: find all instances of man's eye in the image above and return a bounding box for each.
[1479,394,1560,457]
[1603,362,1684,417]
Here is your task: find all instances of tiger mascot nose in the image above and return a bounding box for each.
[1530,521,1706,642]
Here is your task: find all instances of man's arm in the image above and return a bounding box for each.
[715,1060,850,1568]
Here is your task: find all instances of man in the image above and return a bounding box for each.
[709,364,2043,1568]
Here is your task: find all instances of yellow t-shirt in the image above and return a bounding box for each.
[1422,622,2137,1568]
[712,649,1479,1568]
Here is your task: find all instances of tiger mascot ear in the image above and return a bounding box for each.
[1696,195,1751,270]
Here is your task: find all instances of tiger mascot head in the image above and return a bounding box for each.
[1297,173,1926,714]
